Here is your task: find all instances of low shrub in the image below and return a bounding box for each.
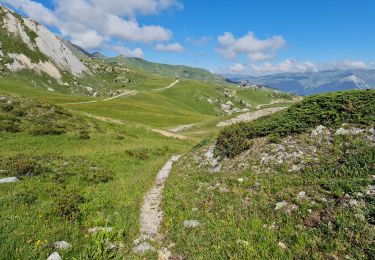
[78,130,91,140]
[54,189,84,221]
[216,90,375,158]
[4,155,45,178]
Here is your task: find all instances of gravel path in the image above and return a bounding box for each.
[217,107,286,127]
[139,155,181,239]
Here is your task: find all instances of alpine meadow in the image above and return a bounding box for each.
[0,1,374,260]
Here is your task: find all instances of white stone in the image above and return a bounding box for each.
[298,191,306,199]
[183,220,201,228]
[311,125,326,136]
[278,241,287,249]
[158,247,172,260]
[53,241,72,250]
[133,242,155,254]
[87,227,113,234]
[237,178,244,183]
[275,201,288,211]
[47,252,62,260]
[0,177,19,184]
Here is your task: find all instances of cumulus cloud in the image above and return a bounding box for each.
[1,0,60,26]
[230,63,245,73]
[109,45,144,58]
[1,0,180,50]
[249,59,318,75]
[228,59,372,76]
[217,31,287,61]
[155,43,184,52]
[89,0,183,17]
[322,60,368,70]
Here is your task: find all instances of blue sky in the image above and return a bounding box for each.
[2,0,375,75]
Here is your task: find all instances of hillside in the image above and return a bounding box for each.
[161,90,375,259]
[0,5,88,80]
[5,4,370,260]
[226,70,375,95]
[102,56,227,84]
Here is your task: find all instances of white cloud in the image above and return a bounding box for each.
[1,0,179,50]
[109,45,144,58]
[230,63,245,73]
[322,60,368,70]
[228,59,372,76]
[249,59,318,75]
[1,0,60,26]
[155,43,184,52]
[70,30,105,49]
[89,0,183,17]
[217,31,287,61]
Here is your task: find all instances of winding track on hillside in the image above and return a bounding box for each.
[61,80,179,105]
[217,107,287,127]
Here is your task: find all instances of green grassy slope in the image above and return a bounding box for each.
[102,56,226,84]
[162,90,375,259]
[216,90,375,158]
[0,94,195,259]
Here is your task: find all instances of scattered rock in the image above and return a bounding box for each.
[133,242,155,254]
[349,199,358,207]
[219,186,229,193]
[278,241,287,250]
[167,243,176,249]
[335,127,364,136]
[365,185,375,196]
[87,227,113,234]
[275,201,288,211]
[47,252,62,260]
[158,247,172,260]
[298,191,306,200]
[0,177,19,184]
[183,220,201,228]
[311,125,326,136]
[289,165,300,172]
[53,241,72,250]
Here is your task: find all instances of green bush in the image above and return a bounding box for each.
[4,155,44,178]
[125,147,151,160]
[29,125,66,136]
[54,189,84,221]
[78,130,91,140]
[216,90,375,158]
[78,166,114,184]
[0,95,94,135]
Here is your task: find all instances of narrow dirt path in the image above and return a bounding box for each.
[168,123,197,133]
[152,79,179,92]
[139,155,181,239]
[61,79,178,105]
[103,90,138,101]
[150,129,189,140]
[133,156,181,254]
[217,107,286,127]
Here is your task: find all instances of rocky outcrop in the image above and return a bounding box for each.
[0,5,88,80]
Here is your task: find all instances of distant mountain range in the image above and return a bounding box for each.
[224,70,375,95]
